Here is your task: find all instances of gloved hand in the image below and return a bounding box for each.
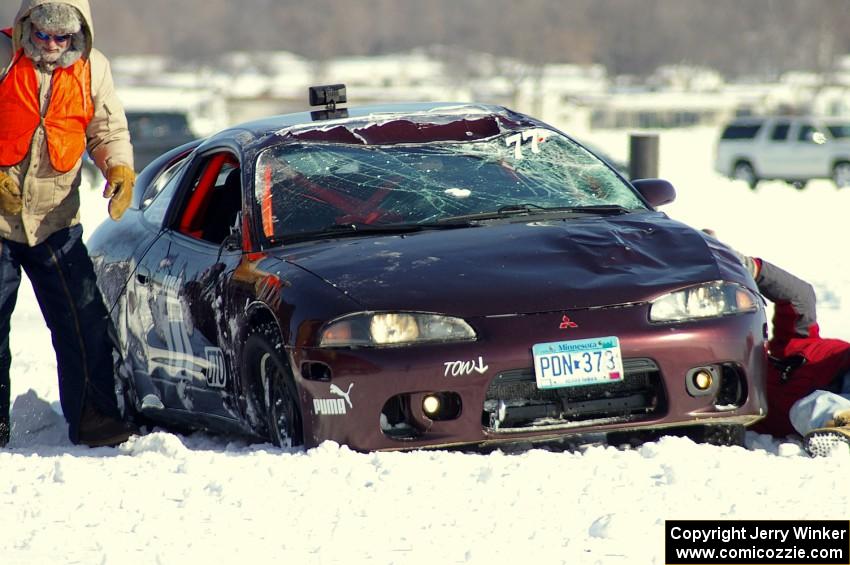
[0,171,23,216]
[104,164,136,221]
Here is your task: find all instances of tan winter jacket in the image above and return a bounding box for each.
[0,0,133,246]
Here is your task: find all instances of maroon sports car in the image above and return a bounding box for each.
[88,88,768,451]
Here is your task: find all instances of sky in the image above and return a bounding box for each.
[1,126,849,565]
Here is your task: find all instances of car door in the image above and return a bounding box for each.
[758,119,793,177]
[132,150,244,424]
[789,121,830,178]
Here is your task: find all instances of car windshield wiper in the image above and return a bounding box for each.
[274,221,474,244]
[497,203,548,214]
[437,203,634,223]
[566,204,634,215]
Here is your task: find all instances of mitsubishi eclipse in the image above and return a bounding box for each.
[88,86,768,451]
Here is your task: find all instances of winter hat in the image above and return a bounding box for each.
[29,3,82,34]
[22,3,86,70]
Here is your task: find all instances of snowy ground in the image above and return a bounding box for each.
[2,126,849,564]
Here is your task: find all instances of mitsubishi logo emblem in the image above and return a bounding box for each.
[559,315,578,329]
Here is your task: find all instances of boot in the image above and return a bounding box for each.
[78,401,139,447]
[803,416,850,458]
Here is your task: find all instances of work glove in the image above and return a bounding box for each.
[104,164,136,221]
[0,171,22,216]
[827,409,850,428]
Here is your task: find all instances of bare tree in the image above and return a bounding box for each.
[0,0,847,79]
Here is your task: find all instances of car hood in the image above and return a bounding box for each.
[278,212,748,318]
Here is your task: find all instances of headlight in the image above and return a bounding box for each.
[649,281,758,323]
[319,312,476,347]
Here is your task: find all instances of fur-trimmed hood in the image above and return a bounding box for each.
[1,0,134,247]
[12,0,94,60]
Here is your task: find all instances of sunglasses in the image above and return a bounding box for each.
[33,30,73,44]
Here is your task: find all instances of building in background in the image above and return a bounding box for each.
[109,48,850,137]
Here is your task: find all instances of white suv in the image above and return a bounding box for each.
[714,116,850,189]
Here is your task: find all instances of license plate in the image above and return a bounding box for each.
[532,336,624,389]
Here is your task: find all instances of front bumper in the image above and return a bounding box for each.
[291,303,768,451]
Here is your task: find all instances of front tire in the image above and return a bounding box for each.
[691,424,745,447]
[732,161,758,189]
[833,161,850,188]
[243,323,303,447]
[608,424,745,448]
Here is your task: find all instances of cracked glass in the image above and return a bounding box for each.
[254,126,644,240]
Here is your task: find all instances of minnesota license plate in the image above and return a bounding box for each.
[532,336,624,389]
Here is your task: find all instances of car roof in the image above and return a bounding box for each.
[726,115,850,125]
[814,116,850,125]
[201,102,535,152]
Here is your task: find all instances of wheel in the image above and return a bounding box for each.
[833,161,850,188]
[732,161,758,189]
[689,424,745,447]
[243,323,303,447]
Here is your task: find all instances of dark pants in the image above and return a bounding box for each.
[0,224,120,444]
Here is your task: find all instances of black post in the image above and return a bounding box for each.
[629,134,659,180]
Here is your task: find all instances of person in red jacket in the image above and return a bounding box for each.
[741,255,850,455]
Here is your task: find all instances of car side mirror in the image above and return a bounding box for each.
[223,231,242,252]
[632,178,676,208]
[219,212,243,255]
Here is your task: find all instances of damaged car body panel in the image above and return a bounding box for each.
[88,101,768,451]
[274,215,734,316]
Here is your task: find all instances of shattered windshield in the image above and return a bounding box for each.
[253,127,644,240]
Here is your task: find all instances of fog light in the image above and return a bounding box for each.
[693,369,713,391]
[423,394,441,416]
